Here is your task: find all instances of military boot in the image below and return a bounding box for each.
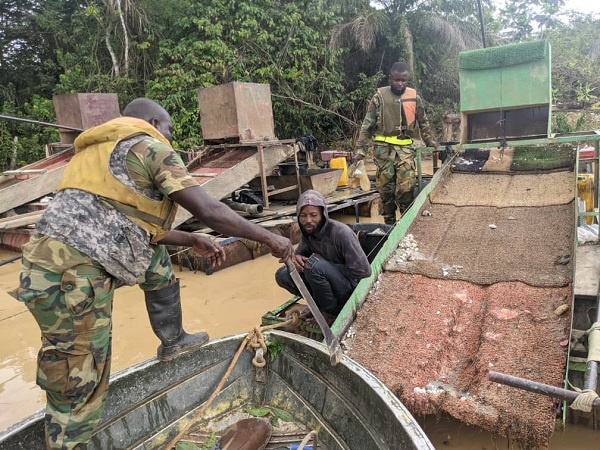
[144,280,209,361]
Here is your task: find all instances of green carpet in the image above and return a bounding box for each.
[510,145,575,171]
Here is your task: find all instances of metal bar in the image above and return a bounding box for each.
[203,139,296,150]
[584,285,600,391]
[0,254,21,267]
[0,114,83,132]
[416,148,422,197]
[461,133,600,150]
[489,370,600,407]
[285,260,343,366]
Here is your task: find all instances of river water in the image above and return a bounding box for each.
[0,232,598,448]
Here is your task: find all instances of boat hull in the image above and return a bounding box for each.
[0,331,433,450]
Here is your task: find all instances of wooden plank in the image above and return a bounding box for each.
[173,144,295,228]
[0,166,66,215]
[190,173,219,178]
[3,169,48,176]
[0,210,44,223]
[0,212,42,230]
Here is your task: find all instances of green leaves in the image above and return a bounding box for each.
[245,406,294,428]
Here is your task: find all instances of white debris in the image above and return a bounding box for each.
[345,326,356,339]
[370,227,387,236]
[489,224,497,229]
[421,210,432,216]
[395,234,419,263]
[442,265,462,276]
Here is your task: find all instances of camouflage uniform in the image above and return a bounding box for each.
[356,90,437,224]
[16,136,196,449]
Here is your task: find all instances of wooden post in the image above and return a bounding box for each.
[257,144,270,209]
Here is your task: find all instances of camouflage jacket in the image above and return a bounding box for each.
[355,89,436,156]
[24,136,197,285]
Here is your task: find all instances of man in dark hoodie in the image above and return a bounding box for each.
[275,190,372,324]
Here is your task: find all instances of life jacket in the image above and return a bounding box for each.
[58,117,178,236]
[376,86,417,140]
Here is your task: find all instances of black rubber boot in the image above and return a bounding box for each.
[144,280,209,361]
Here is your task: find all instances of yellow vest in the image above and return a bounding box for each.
[59,117,178,235]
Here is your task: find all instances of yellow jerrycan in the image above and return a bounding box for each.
[330,156,348,187]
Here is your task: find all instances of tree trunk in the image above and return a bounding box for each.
[116,0,129,75]
[399,19,414,75]
[105,25,120,77]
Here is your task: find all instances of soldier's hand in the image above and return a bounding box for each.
[352,153,366,164]
[191,235,225,268]
[267,235,294,262]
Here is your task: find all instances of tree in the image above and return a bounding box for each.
[330,0,483,104]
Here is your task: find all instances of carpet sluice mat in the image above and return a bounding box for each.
[345,164,576,447]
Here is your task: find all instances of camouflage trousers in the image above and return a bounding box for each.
[16,245,175,449]
[373,144,416,225]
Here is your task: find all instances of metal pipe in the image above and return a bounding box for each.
[0,114,83,132]
[476,0,487,48]
[584,285,600,391]
[0,254,21,267]
[488,370,600,407]
[222,198,263,215]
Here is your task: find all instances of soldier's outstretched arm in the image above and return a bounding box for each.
[170,185,294,261]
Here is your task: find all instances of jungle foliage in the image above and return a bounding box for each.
[0,0,598,168]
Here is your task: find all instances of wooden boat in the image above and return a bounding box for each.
[0,330,434,450]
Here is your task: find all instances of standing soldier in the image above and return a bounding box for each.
[354,61,439,225]
[15,98,294,449]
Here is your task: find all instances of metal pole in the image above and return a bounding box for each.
[488,371,600,407]
[416,148,422,196]
[584,285,600,391]
[0,254,21,267]
[0,114,83,132]
[476,0,487,48]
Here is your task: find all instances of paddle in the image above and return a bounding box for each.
[285,260,343,366]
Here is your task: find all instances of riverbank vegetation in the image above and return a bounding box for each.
[0,0,598,169]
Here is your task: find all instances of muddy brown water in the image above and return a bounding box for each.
[0,217,598,448]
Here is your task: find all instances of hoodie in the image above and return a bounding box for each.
[295,190,372,281]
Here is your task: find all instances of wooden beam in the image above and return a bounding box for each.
[0,212,42,230]
[0,167,65,215]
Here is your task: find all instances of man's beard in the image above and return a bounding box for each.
[301,218,324,235]
[391,86,406,96]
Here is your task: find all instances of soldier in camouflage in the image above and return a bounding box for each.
[354,61,439,225]
[16,98,294,449]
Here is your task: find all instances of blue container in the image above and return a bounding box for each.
[290,445,313,450]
